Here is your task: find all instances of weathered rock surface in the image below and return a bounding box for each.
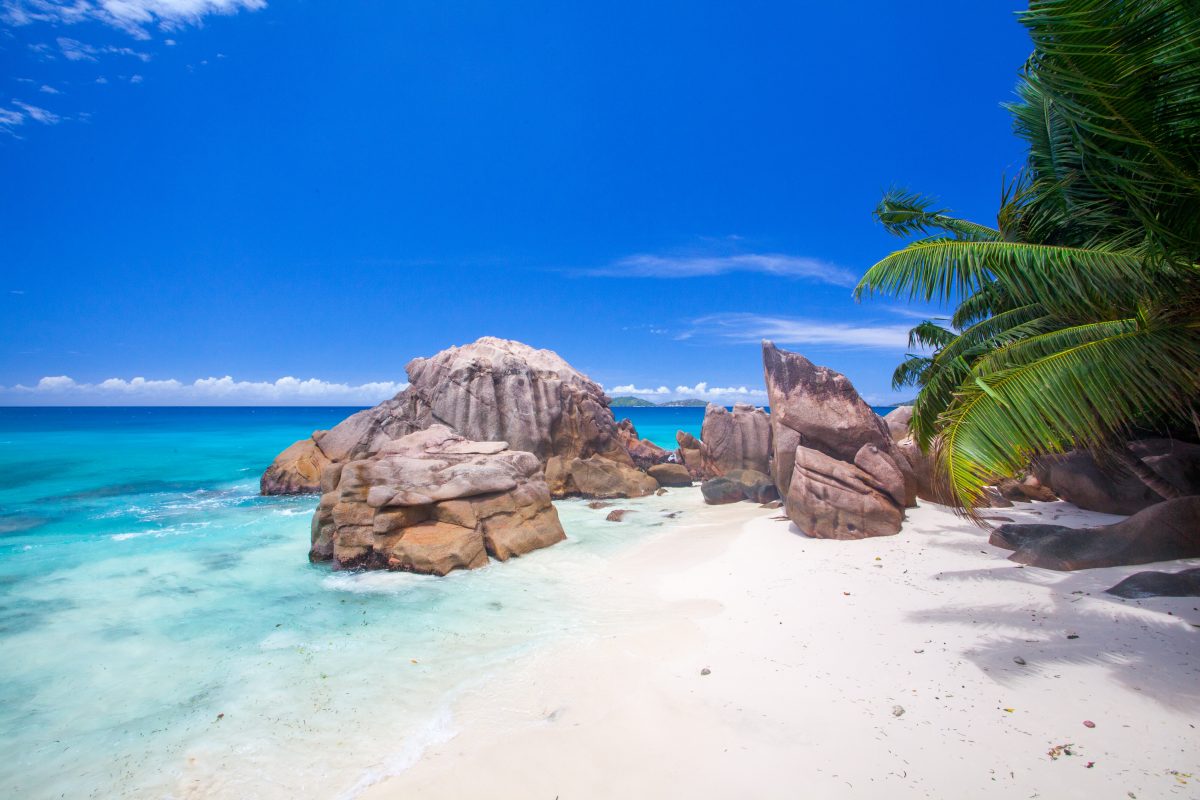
[261,436,333,495]
[675,430,704,479]
[763,341,895,491]
[763,341,909,538]
[1105,567,1200,598]
[699,403,772,478]
[991,496,1200,571]
[785,444,904,539]
[1033,439,1200,515]
[310,425,565,575]
[647,462,693,487]
[616,418,673,471]
[543,455,658,499]
[881,406,913,443]
[264,337,654,499]
[700,477,745,505]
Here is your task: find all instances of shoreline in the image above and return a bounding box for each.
[362,493,1200,799]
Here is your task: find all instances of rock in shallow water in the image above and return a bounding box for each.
[310,425,566,575]
[700,403,772,478]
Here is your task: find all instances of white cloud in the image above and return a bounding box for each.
[0,107,25,128]
[13,100,60,124]
[1,375,409,406]
[589,252,857,286]
[684,312,921,350]
[38,84,61,94]
[608,381,767,404]
[56,37,151,61]
[5,0,266,38]
[129,73,144,83]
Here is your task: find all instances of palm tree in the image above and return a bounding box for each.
[855,0,1200,514]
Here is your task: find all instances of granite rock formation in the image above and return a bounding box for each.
[263,337,657,499]
[1032,439,1200,515]
[675,430,704,479]
[700,468,777,505]
[881,406,913,443]
[990,496,1200,571]
[763,341,909,539]
[616,418,673,470]
[1105,567,1200,598]
[699,403,772,478]
[647,462,693,487]
[310,425,565,574]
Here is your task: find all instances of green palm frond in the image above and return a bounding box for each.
[874,188,1001,241]
[936,323,1200,511]
[855,238,1157,315]
[907,320,956,350]
[891,355,932,391]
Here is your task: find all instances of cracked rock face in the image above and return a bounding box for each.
[699,403,772,478]
[310,425,566,575]
[262,337,656,499]
[762,341,909,539]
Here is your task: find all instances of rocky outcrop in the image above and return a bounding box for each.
[701,469,777,505]
[264,337,655,499]
[261,437,333,495]
[310,425,565,575]
[990,496,1200,571]
[647,463,693,487]
[881,406,913,442]
[675,430,704,478]
[763,341,908,539]
[543,455,658,499]
[616,418,673,470]
[1033,439,1200,515]
[699,403,772,478]
[1105,568,1200,598]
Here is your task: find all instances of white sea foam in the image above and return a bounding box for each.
[335,704,459,800]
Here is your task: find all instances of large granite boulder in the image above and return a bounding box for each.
[784,444,905,539]
[675,430,704,479]
[881,406,913,443]
[699,403,772,478]
[1105,568,1200,598]
[264,337,653,499]
[763,341,909,538]
[701,468,778,505]
[310,425,566,575]
[616,418,673,470]
[1032,439,1200,515]
[261,436,333,495]
[990,496,1200,571]
[647,462,693,487]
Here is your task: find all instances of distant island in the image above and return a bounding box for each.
[610,396,708,407]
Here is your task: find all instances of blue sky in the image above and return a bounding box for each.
[1,1,1031,406]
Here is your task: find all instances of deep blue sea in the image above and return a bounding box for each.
[0,406,713,799]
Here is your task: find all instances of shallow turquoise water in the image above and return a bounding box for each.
[0,407,706,799]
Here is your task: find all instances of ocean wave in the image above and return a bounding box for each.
[335,704,457,800]
[321,570,439,595]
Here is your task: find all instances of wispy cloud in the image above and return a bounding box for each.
[4,0,266,39]
[682,312,920,350]
[0,375,408,406]
[587,252,857,286]
[608,381,767,403]
[13,100,60,124]
[55,37,151,62]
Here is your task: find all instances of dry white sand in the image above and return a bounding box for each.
[364,492,1200,799]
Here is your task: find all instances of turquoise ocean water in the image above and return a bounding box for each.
[0,405,892,798]
[0,406,705,799]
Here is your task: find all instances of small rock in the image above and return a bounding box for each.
[700,667,711,676]
[655,488,668,496]
[1013,657,1027,666]
[892,705,905,717]
[913,649,924,654]
[1083,720,1095,728]
[1067,634,1080,640]
[606,509,633,522]
[587,500,613,510]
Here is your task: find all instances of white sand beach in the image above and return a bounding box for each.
[365,490,1200,799]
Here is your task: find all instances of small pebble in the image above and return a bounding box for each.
[1083,720,1095,728]
[892,705,905,717]
[1067,634,1080,640]
[700,668,711,676]
[1013,657,1027,665]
